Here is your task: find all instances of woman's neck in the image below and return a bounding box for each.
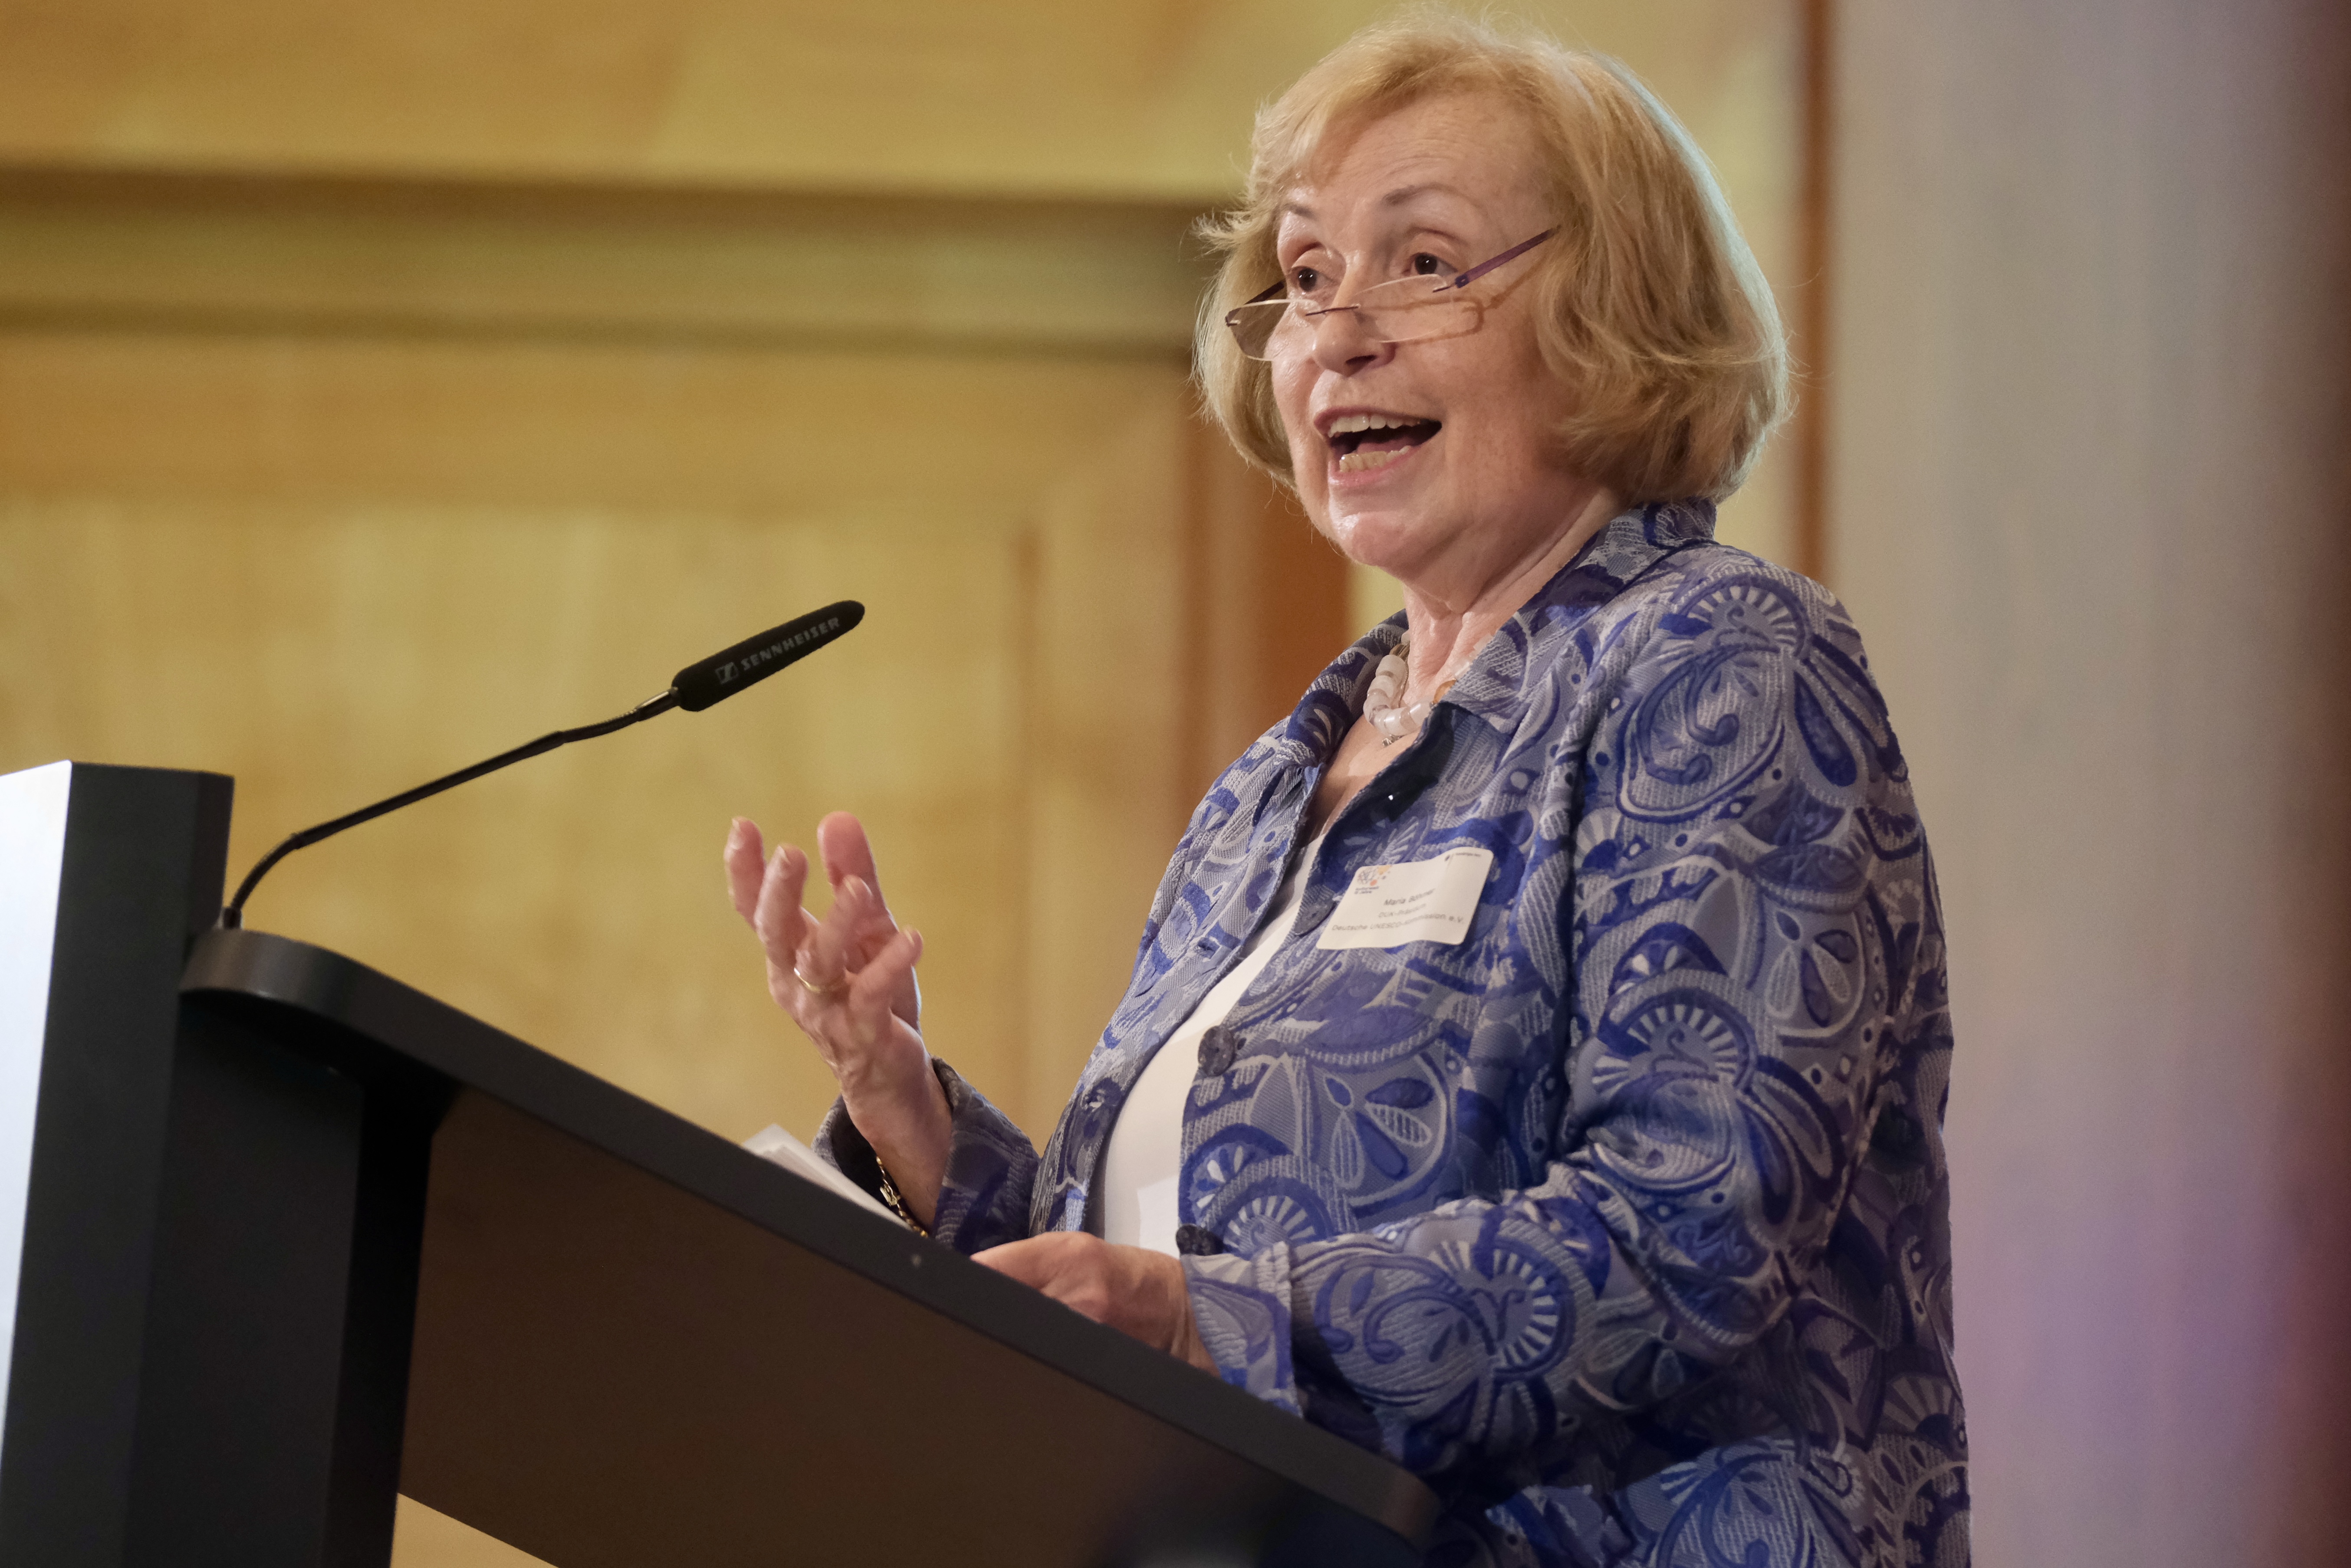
[1395,486,1621,704]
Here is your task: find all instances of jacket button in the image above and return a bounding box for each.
[1175,1224,1226,1256]
[1197,1024,1241,1076]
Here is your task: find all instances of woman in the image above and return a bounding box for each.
[724,16,1964,1567]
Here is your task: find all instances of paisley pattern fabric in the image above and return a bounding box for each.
[820,501,1966,1566]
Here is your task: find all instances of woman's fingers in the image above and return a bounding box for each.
[976,1234,1120,1320]
[843,927,922,1049]
[813,814,922,1027]
[753,841,813,976]
[816,811,885,901]
[816,817,902,965]
[973,1236,1052,1285]
[732,812,921,1033]
[733,820,887,974]
[970,1236,1213,1371]
[792,873,874,993]
[723,817,769,927]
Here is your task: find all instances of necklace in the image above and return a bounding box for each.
[1363,634,1437,745]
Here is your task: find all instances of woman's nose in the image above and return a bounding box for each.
[1309,307,1393,374]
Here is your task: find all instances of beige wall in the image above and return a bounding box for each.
[0,3,1807,1563]
[0,0,1809,569]
[1831,3,2351,1564]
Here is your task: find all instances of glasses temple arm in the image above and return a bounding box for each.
[1451,228,1559,289]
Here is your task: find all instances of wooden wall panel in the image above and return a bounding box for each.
[1186,426,1351,786]
[1019,390,1194,1117]
[0,329,1190,514]
[0,220,1230,1568]
[0,325,1207,1148]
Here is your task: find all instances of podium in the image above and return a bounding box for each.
[0,763,1437,1567]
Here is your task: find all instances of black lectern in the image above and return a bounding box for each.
[0,764,1436,1567]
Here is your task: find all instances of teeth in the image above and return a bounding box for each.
[1337,446,1412,472]
[1326,413,1426,436]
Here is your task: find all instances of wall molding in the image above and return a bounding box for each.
[0,164,1214,359]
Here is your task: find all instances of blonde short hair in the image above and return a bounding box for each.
[1196,11,1788,502]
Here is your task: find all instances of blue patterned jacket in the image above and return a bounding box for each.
[826,502,1966,1567]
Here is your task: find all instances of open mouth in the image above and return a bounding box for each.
[1326,413,1441,473]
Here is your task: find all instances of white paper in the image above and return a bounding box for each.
[742,1123,904,1225]
[1316,844,1493,949]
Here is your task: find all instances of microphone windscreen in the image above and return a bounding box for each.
[671,601,865,712]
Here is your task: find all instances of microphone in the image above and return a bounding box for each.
[219,600,865,930]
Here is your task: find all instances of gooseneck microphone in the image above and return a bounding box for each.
[219,600,865,929]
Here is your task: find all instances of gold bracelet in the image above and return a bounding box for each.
[875,1162,931,1238]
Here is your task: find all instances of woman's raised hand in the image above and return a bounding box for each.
[725,811,951,1227]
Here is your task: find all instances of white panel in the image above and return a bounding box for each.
[1830,3,2351,1561]
[0,759,72,1456]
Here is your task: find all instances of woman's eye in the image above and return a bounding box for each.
[1290,267,1324,293]
[1411,253,1447,276]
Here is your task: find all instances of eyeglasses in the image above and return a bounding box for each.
[1223,229,1556,361]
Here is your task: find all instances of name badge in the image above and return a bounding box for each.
[1316,845,1494,950]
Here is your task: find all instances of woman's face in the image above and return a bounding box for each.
[1269,93,1587,598]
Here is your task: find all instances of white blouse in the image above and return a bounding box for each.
[1092,832,1327,1254]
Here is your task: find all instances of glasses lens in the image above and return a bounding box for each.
[1225,298,1291,360]
[1225,275,1484,360]
[1352,276,1478,346]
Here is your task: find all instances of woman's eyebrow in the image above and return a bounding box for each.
[1380,180,1474,208]
[1281,178,1477,220]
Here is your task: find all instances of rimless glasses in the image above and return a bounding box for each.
[1223,229,1556,361]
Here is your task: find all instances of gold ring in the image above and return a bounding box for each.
[793,962,848,998]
